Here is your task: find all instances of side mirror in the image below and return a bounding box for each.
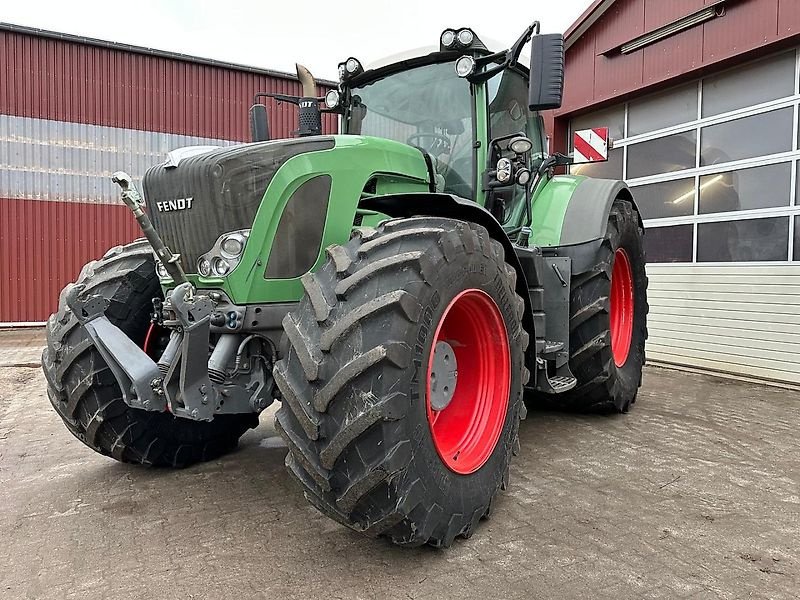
[249,104,270,142]
[528,33,564,111]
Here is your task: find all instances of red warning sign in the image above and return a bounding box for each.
[573,127,609,163]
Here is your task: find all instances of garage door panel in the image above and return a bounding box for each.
[647,344,800,375]
[647,296,800,315]
[648,328,800,357]
[647,264,800,277]
[648,313,800,337]
[646,267,800,383]
[648,281,800,296]
[648,290,800,305]
[648,348,800,384]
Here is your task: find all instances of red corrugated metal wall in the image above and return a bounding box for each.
[555,0,800,125]
[0,198,141,322]
[0,29,336,140]
[0,27,337,323]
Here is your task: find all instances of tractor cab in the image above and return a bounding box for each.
[250,24,564,236]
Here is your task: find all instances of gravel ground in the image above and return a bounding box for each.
[0,330,798,599]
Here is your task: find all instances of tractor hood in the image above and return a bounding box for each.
[142,137,335,272]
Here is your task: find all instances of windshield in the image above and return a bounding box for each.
[346,61,475,198]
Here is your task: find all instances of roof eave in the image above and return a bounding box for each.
[564,0,618,50]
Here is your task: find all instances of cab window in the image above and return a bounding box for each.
[487,69,543,226]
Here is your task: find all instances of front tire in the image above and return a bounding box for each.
[42,240,258,467]
[274,218,528,547]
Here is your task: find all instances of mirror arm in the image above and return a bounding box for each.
[467,21,540,84]
[510,22,539,65]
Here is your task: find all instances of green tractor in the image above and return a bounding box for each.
[42,23,647,547]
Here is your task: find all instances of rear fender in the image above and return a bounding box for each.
[532,176,642,248]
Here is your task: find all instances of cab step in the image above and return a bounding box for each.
[543,375,577,393]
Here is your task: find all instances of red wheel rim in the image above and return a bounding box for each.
[425,289,511,475]
[609,248,634,367]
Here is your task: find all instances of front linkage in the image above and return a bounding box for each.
[66,173,273,422]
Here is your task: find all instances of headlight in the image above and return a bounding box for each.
[197,257,211,277]
[197,229,249,278]
[324,89,340,109]
[496,158,512,183]
[155,260,169,280]
[455,55,476,78]
[221,234,244,257]
[441,29,456,48]
[456,28,474,47]
[212,257,230,276]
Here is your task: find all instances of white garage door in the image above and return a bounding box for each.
[569,49,800,385]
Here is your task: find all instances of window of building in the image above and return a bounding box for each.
[570,147,623,179]
[628,84,697,137]
[700,108,793,166]
[645,225,693,263]
[698,163,791,214]
[697,217,789,262]
[570,105,625,143]
[627,130,696,178]
[794,216,800,261]
[633,178,695,220]
[701,51,795,117]
[568,49,800,264]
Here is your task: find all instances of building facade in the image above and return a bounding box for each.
[0,23,335,324]
[550,0,800,384]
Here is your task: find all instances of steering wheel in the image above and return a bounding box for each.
[407,133,451,157]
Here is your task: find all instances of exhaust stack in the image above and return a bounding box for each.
[295,63,322,137]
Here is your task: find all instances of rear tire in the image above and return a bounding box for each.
[556,197,648,412]
[274,218,528,547]
[42,239,258,467]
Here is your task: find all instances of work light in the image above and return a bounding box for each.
[456,28,474,47]
[324,89,340,109]
[345,57,362,75]
[455,55,476,78]
[509,136,533,154]
[441,29,456,48]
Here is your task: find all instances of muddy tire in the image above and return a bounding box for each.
[556,197,648,412]
[42,239,258,467]
[274,218,528,547]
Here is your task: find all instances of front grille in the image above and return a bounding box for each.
[142,137,334,271]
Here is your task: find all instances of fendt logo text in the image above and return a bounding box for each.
[156,197,193,212]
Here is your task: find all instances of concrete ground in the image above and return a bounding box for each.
[0,329,798,600]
